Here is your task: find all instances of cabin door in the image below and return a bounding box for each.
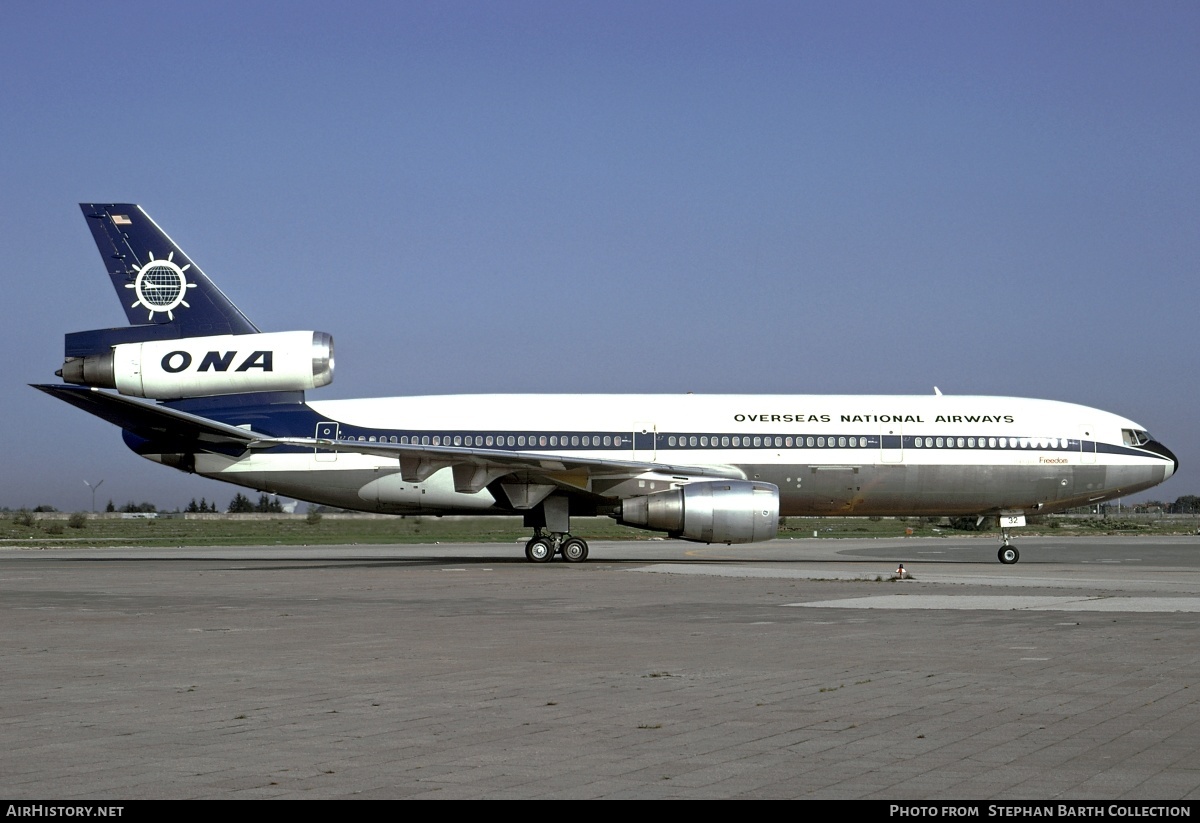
[1078,424,1097,464]
[633,422,658,462]
[880,422,904,463]
[314,421,339,462]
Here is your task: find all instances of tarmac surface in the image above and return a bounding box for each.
[3,534,1200,799]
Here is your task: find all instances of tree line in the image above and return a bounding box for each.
[188,493,285,513]
[18,494,292,514]
[1123,495,1200,514]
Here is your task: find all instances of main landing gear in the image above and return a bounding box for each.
[524,529,590,564]
[998,529,1020,565]
[521,495,591,564]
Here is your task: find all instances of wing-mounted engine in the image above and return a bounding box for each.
[57,330,334,400]
[617,480,780,544]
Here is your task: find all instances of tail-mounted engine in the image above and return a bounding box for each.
[617,480,780,544]
[58,330,334,399]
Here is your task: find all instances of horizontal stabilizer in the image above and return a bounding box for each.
[32,384,264,449]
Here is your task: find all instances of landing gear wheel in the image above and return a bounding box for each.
[525,537,554,563]
[560,537,589,563]
[998,546,1020,565]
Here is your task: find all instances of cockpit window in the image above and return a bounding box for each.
[1122,429,1152,447]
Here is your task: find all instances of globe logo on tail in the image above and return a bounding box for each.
[126,251,197,321]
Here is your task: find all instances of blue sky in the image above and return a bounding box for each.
[2,1,1196,511]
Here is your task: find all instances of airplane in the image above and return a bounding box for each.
[34,204,1178,564]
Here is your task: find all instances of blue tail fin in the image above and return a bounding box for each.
[79,204,259,337]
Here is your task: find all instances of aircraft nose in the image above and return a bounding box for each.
[1148,440,1179,479]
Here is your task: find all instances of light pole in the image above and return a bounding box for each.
[84,479,104,514]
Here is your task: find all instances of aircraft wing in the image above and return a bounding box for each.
[257,434,749,498]
[258,434,746,480]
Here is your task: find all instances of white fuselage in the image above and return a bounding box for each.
[182,393,1174,519]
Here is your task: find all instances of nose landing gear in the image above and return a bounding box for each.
[998,529,1020,564]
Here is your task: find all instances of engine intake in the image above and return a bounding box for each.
[617,480,779,544]
[58,330,334,399]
